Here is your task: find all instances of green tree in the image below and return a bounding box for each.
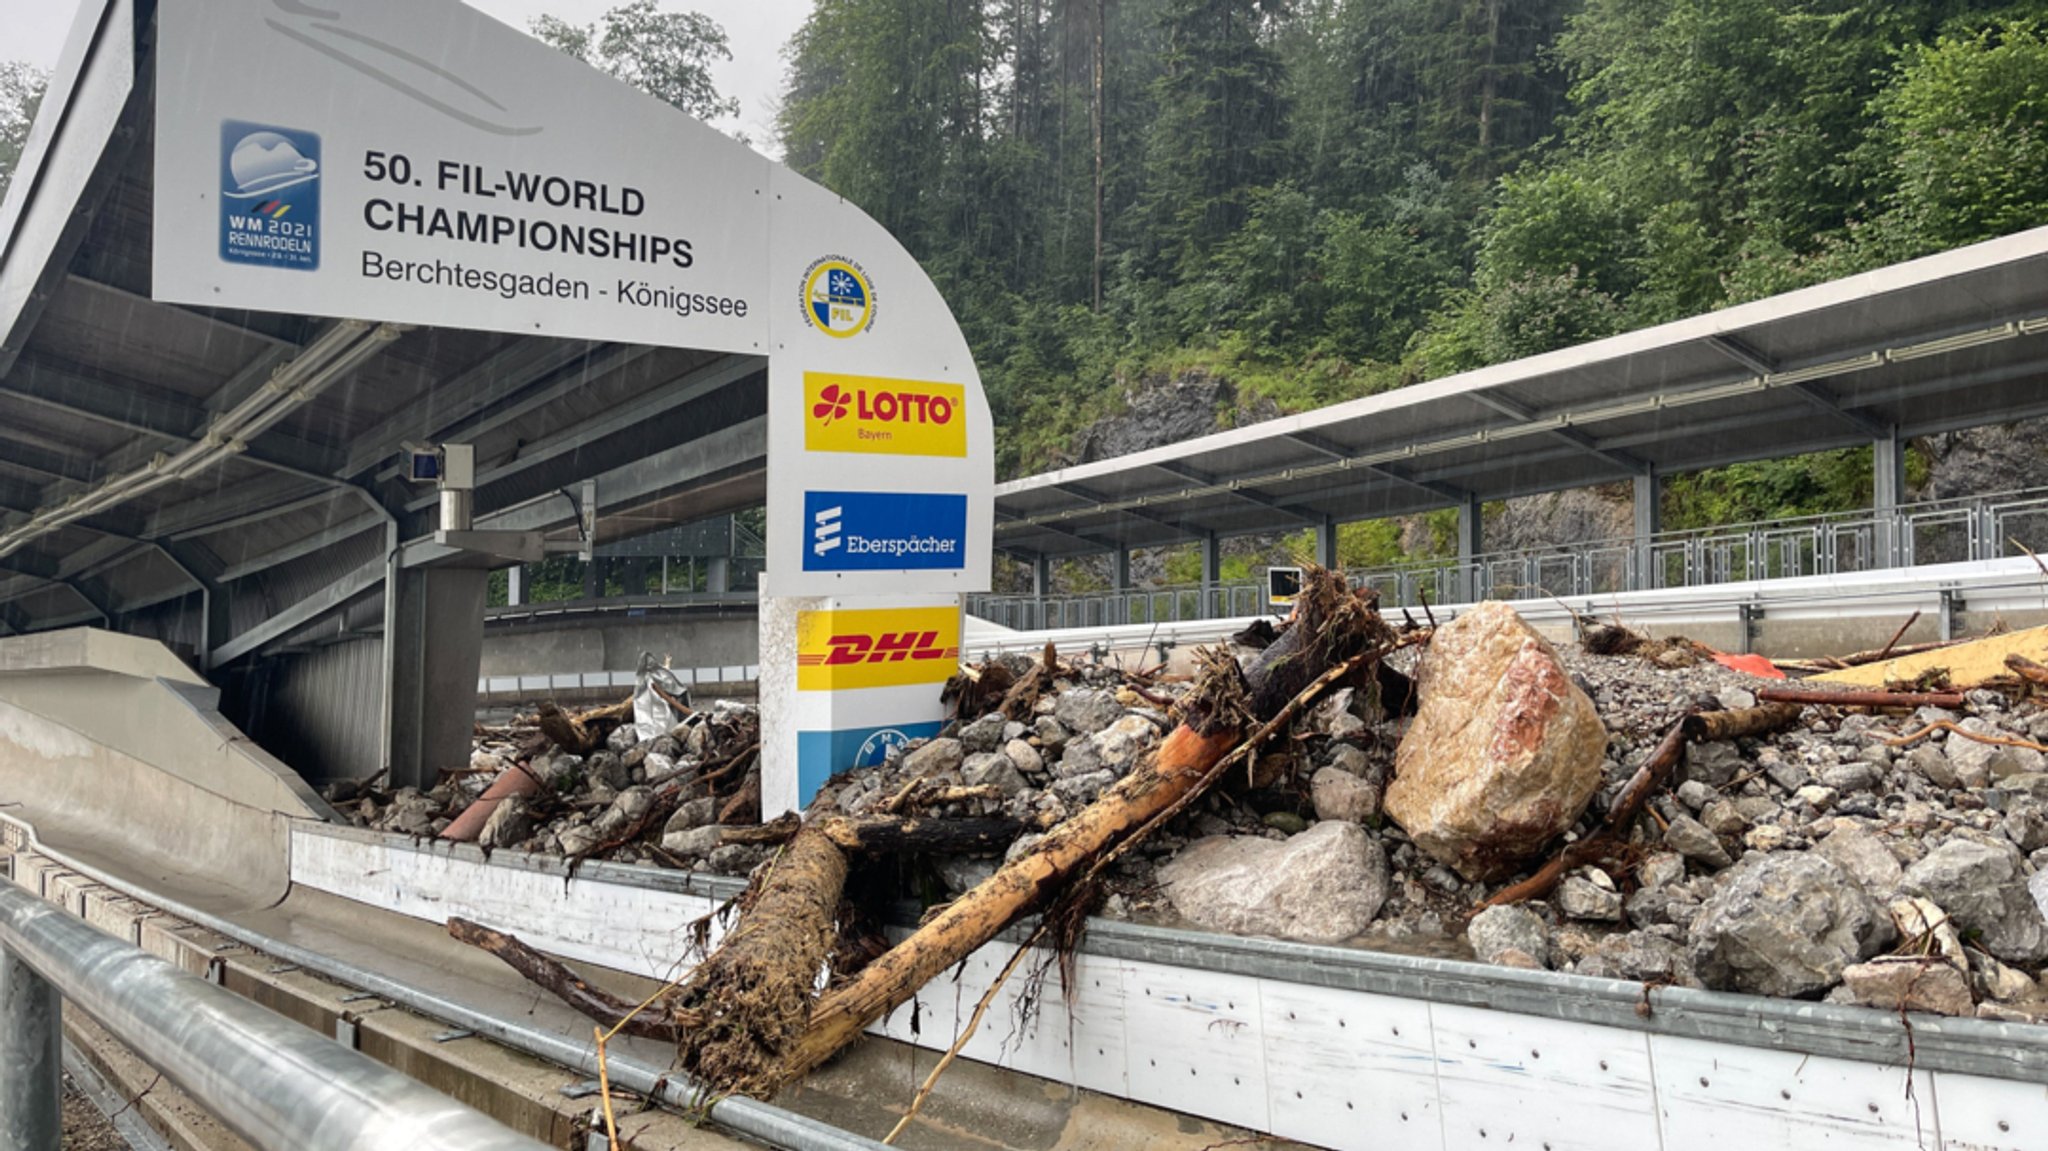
[0,62,48,205]
[533,1,740,122]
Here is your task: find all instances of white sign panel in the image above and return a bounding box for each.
[154,0,770,353]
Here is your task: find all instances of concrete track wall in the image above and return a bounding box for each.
[0,629,327,912]
[479,614,757,677]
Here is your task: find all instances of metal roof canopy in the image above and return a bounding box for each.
[996,227,2048,559]
[0,0,769,658]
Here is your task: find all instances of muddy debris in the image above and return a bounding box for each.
[338,602,2048,1026]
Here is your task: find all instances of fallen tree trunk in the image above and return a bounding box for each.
[674,567,1388,1097]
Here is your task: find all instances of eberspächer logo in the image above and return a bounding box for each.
[219,121,320,271]
[799,256,876,337]
[802,491,966,573]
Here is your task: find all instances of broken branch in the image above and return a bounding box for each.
[1755,686,1966,709]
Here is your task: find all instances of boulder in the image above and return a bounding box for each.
[1467,904,1550,968]
[661,823,724,858]
[1004,738,1044,776]
[1688,852,1893,998]
[1311,765,1380,823]
[1663,813,1733,868]
[1383,602,1608,880]
[1901,838,2048,964]
[1058,714,1158,778]
[1159,822,1389,945]
[1558,871,1624,921]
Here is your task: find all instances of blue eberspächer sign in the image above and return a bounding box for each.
[803,490,966,572]
[219,120,321,270]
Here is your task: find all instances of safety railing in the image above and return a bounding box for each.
[0,881,549,1151]
[970,486,2048,628]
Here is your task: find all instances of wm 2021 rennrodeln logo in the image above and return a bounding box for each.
[219,121,321,270]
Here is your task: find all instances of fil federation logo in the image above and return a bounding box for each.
[219,121,321,271]
[799,256,876,338]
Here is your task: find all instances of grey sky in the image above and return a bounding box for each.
[2,0,804,150]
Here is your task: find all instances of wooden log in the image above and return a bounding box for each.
[447,917,675,1040]
[1755,686,1966,709]
[666,820,850,1096]
[536,699,633,756]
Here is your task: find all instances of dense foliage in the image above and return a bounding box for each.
[775,0,2048,525]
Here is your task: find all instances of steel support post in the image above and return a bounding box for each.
[385,563,489,790]
[1201,533,1221,618]
[1632,471,1659,591]
[1874,428,1906,567]
[706,555,730,595]
[0,945,60,1151]
[506,564,526,606]
[1457,495,1483,601]
[1112,548,1131,624]
[1315,515,1339,570]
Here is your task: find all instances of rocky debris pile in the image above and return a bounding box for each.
[324,699,774,872]
[341,600,2048,1022]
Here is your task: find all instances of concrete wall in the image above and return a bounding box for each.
[479,613,757,677]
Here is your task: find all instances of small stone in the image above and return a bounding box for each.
[1664,814,1733,868]
[479,796,537,849]
[1688,742,1742,788]
[1326,743,1371,778]
[1054,689,1125,736]
[1033,716,1070,751]
[1764,755,1810,792]
[958,713,1009,754]
[1577,931,1694,984]
[1744,824,1793,852]
[1841,957,1974,1016]
[557,824,602,855]
[1639,852,1687,889]
[1263,811,1309,835]
[1794,785,1838,810]
[1052,769,1116,806]
[1819,762,1879,794]
[1908,745,1960,789]
[660,823,724,857]
[1815,824,1903,898]
[903,738,965,777]
[1946,719,2016,787]
[1675,780,1716,812]
[1716,688,1757,711]
[1468,905,1549,968]
[1970,950,2038,1003]
[1004,738,1044,776]
[937,856,998,894]
[664,796,718,834]
[2000,804,2048,853]
[963,752,1029,795]
[1311,765,1380,823]
[1699,799,1747,837]
[1313,688,1367,740]
[1559,874,1625,921]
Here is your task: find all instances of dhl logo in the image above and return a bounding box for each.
[796,606,961,692]
[804,372,966,458]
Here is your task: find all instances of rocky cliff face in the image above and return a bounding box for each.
[1070,371,1281,464]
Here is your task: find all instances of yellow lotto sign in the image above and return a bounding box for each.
[795,606,962,692]
[805,372,967,457]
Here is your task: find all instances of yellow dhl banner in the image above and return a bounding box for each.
[804,372,967,458]
[796,606,961,692]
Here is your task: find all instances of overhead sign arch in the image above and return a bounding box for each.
[152,0,994,811]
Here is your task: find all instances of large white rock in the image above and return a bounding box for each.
[1159,822,1389,945]
[1384,601,1608,880]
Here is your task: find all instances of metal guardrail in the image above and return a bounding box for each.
[0,882,549,1151]
[971,486,2048,629]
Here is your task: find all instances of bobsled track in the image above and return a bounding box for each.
[4,580,2048,1151]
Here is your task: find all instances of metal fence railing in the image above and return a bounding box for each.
[970,487,2048,629]
[0,882,548,1151]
